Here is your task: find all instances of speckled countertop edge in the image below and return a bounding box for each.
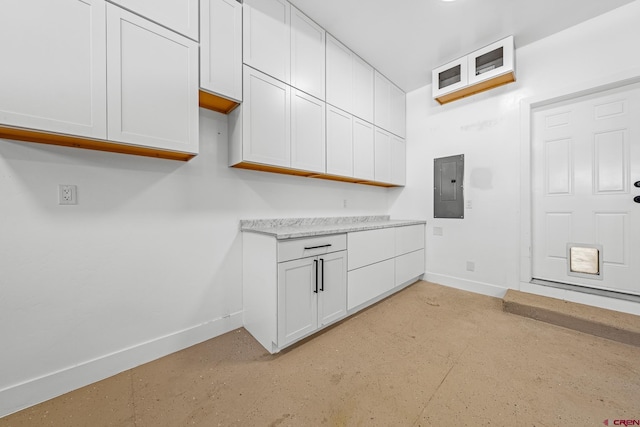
[240,216,426,240]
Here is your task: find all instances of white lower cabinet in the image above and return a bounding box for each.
[348,258,395,310]
[278,250,347,346]
[243,233,347,353]
[396,249,425,287]
[243,222,425,353]
[346,225,425,312]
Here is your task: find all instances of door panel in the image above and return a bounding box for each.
[532,83,640,295]
[277,257,317,346]
[318,251,347,326]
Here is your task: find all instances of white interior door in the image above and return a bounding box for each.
[532,83,640,296]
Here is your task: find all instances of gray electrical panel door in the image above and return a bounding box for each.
[434,154,464,218]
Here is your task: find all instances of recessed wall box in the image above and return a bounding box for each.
[432,36,515,105]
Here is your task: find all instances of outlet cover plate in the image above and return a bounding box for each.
[59,184,77,205]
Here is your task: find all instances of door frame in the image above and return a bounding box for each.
[518,66,640,314]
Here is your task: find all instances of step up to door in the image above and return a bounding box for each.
[502,289,640,347]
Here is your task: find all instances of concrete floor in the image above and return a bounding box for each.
[2,281,639,426]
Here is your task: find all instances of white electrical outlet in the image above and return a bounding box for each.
[466,200,473,209]
[343,199,348,208]
[466,261,475,272]
[59,184,77,205]
[433,226,443,236]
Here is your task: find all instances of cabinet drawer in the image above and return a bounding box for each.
[277,234,346,263]
[395,224,425,256]
[348,228,395,270]
[347,259,394,310]
[395,249,425,286]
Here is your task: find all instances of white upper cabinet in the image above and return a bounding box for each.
[432,57,468,99]
[390,84,406,138]
[290,7,325,100]
[106,4,199,154]
[326,105,353,177]
[108,0,199,40]
[375,71,406,138]
[241,66,291,167]
[374,127,392,184]
[353,118,375,181]
[432,35,515,104]
[0,0,107,139]
[326,35,353,113]
[200,0,242,102]
[468,35,514,86]
[391,135,406,186]
[352,56,375,123]
[326,34,375,123]
[291,90,325,173]
[243,0,291,84]
[374,71,392,132]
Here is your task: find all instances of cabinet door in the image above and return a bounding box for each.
[326,35,352,113]
[200,0,242,102]
[432,57,468,98]
[353,118,375,181]
[243,0,290,84]
[395,224,425,257]
[374,127,392,184]
[107,4,199,154]
[0,0,106,139]
[326,105,353,177]
[390,84,406,138]
[395,249,425,287]
[374,71,391,131]
[291,90,325,173]
[108,0,199,40]
[242,66,291,167]
[318,251,347,326]
[347,258,395,310]
[468,36,514,86]
[291,7,325,100]
[352,56,374,123]
[278,257,318,346]
[348,227,395,271]
[391,135,406,186]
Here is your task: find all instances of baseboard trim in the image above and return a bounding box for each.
[0,312,243,418]
[424,273,509,298]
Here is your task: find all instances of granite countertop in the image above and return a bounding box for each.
[240,216,426,240]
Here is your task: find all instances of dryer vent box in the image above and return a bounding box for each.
[434,154,464,218]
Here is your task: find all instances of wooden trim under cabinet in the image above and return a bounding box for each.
[435,72,515,105]
[0,125,195,161]
[199,90,240,114]
[232,161,398,187]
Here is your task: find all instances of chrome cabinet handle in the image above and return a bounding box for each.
[320,258,325,292]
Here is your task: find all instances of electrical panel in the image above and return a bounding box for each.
[434,154,464,218]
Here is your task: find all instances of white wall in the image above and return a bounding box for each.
[0,109,389,416]
[390,1,640,302]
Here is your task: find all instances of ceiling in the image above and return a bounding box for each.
[288,0,635,92]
